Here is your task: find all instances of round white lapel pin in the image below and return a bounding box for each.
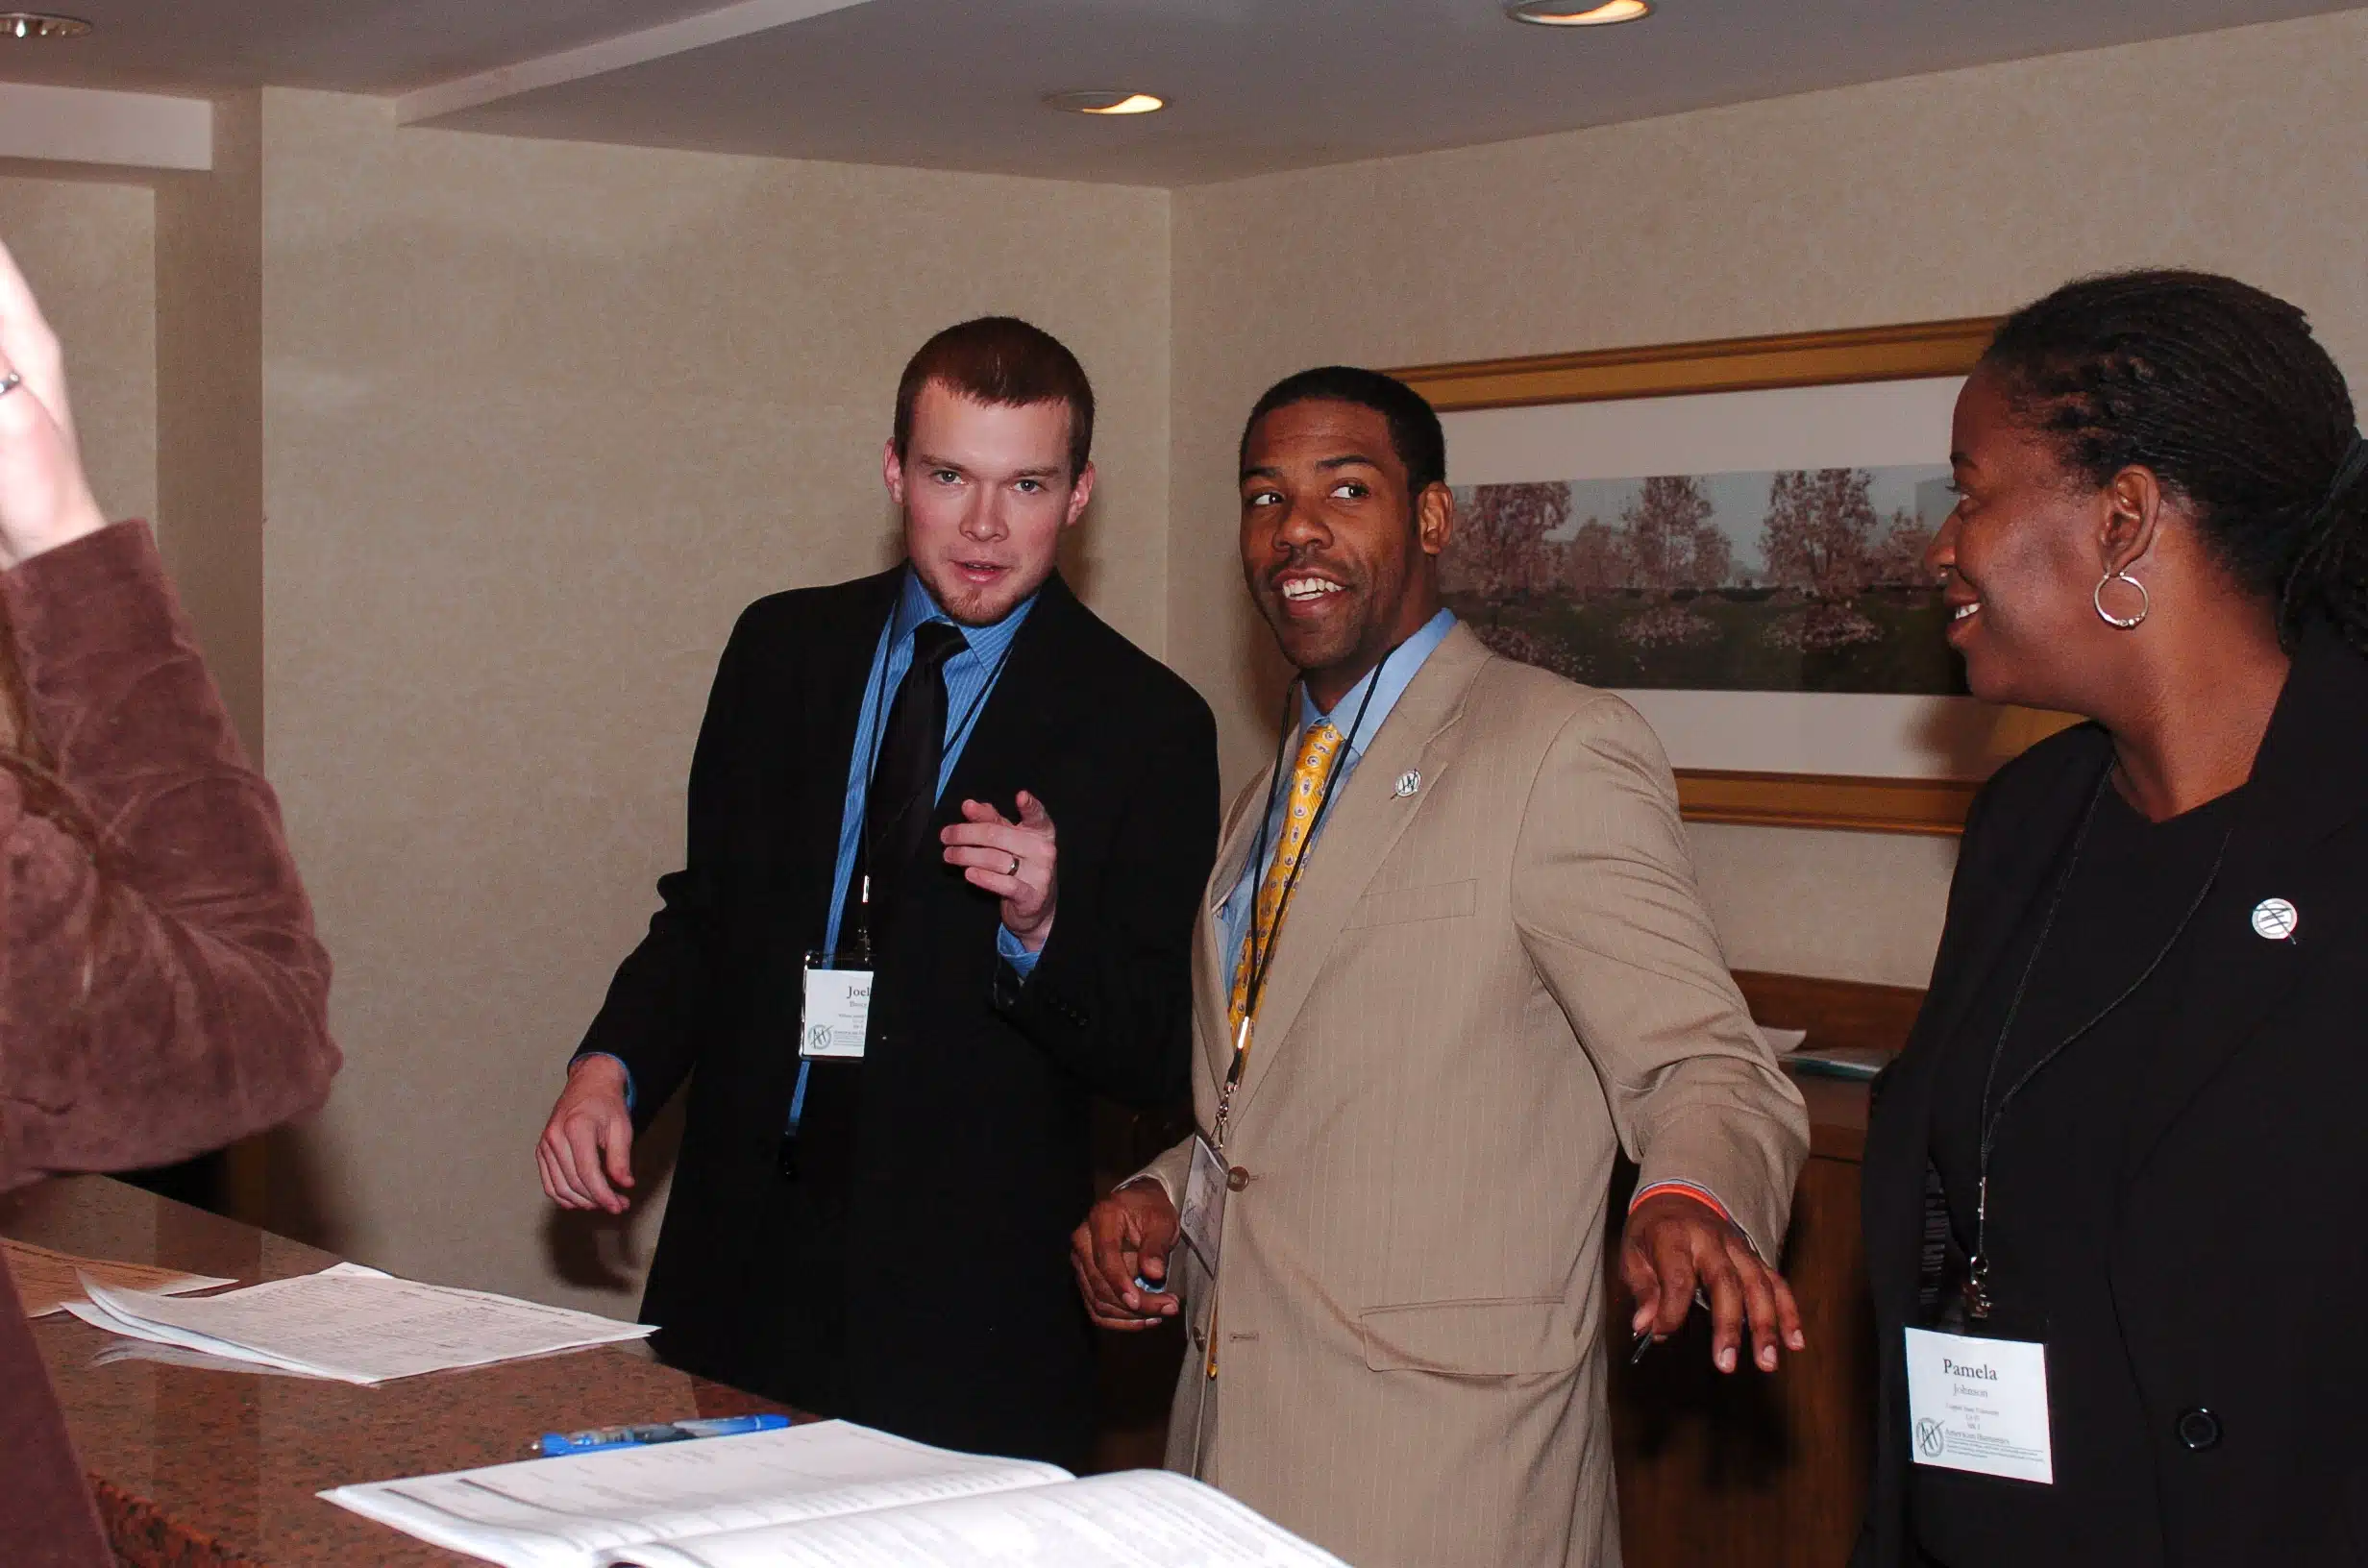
[2251,897,2300,942]
[1393,770,1420,798]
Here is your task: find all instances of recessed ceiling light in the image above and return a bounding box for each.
[0,12,91,38]
[1042,90,1166,116]
[1504,0,1653,25]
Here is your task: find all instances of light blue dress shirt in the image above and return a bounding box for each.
[1216,609,1458,980]
[823,569,1038,960]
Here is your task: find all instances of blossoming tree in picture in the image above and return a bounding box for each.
[1443,464,1963,695]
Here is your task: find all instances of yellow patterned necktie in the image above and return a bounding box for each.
[1228,720,1344,1032]
[1204,719,1344,1384]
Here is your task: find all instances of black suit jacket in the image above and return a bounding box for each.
[1857,630,2368,1565]
[578,567,1218,1467]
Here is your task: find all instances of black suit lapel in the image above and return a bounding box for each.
[1863,726,2110,1307]
[780,568,904,940]
[1920,732,2113,1057]
[933,573,1083,828]
[2118,635,2368,1185]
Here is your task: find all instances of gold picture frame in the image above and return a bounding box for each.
[1394,316,2047,839]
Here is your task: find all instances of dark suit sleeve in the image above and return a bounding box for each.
[572,605,759,1124]
[1855,775,2001,1568]
[992,686,1218,1109]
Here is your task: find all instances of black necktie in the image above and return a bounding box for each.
[847,620,967,954]
[792,620,967,1187]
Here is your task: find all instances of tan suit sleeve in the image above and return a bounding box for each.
[1510,692,1807,1261]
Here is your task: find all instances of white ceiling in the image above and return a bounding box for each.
[0,2,736,93]
[0,0,2356,185]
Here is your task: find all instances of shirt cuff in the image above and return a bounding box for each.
[996,924,1043,980]
[570,1051,636,1115]
[1118,1170,1176,1208]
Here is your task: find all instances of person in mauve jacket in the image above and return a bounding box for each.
[0,237,339,1568]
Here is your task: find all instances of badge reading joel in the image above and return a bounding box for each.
[799,957,873,1061]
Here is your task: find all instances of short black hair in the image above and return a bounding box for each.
[1239,366,1447,498]
[1982,270,2366,649]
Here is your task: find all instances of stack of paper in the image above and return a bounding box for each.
[4,1237,234,1317]
[322,1419,1346,1568]
[89,1339,323,1378]
[64,1261,654,1384]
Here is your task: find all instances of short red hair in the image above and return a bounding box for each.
[893,317,1095,480]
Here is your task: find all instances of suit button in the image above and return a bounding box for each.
[2175,1409,2221,1451]
[1226,1166,1249,1192]
[1191,1325,1206,1348]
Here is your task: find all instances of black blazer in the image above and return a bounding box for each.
[1857,630,2368,1565]
[578,567,1218,1467]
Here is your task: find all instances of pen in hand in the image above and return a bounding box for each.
[1627,1286,1713,1364]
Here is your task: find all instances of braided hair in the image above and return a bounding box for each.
[1980,270,2368,651]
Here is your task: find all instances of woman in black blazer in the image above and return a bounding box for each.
[1857,270,2368,1567]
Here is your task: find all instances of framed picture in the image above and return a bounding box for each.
[1394,320,2074,836]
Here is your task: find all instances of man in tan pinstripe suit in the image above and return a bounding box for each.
[1073,367,1811,1567]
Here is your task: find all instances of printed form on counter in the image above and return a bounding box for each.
[322,1418,1348,1568]
[62,1261,653,1383]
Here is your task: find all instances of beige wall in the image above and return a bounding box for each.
[32,7,2348,1313]
[156,91,265,763]
[0,175,155,532]
[258,89,1171,1310]
[0,115,264,763]
[1168,9,2368,988]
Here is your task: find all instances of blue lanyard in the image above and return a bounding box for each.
[793,599,1017,1138]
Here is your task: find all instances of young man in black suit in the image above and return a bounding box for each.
[535,317,1218,1468]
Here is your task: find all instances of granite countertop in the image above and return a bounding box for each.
[2,1175,791,1567]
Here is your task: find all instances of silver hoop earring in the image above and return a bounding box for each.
[2094,569,2150,629]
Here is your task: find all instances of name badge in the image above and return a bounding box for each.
[799,952,873,1061]
[1903,1326,2054,1484]
[1178,1134,1229,1274]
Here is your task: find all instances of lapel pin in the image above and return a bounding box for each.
[1393,770,1420,798]
[2251,897,2300,942]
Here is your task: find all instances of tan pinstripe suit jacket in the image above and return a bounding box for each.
[1140,624,1809,1568]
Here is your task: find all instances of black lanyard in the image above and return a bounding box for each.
[1961,763,2235,1319]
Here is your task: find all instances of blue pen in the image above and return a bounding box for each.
[537,1412,790,1458]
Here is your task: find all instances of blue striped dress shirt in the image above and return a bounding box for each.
[822,568,1038,956]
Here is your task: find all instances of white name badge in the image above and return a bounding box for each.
[799,957,873,1061]
[1177,1134,1230,1274]
[1903,1326,2055,1485]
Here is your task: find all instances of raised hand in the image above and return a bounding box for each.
[0,239,106,567]
[941,789,1060,951]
